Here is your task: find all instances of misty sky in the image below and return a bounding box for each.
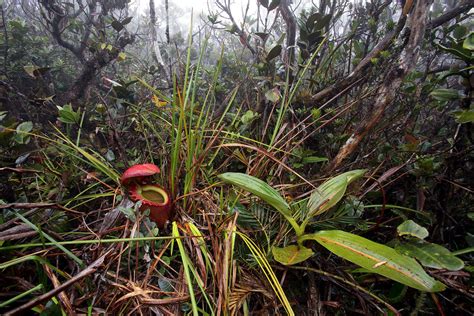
[132,0,259,28]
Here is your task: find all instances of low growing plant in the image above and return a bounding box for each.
[218,170,446,292]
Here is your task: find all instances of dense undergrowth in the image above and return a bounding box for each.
[0,0,473,315]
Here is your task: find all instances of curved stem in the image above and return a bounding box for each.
[284,215,303,237]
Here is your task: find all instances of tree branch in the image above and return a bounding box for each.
[328,0,434,171]
[427,0,474,29]
[311,10,407,103]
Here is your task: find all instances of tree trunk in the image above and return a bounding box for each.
[328,0,433,171]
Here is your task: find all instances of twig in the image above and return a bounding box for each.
[0,167,42,173]
[5,250,112,315]
[0,202,83,214]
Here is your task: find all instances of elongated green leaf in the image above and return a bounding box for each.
[218,172,290,216]
[397,220,429,239]
[307,169,366,217]
[396,241,464,271]
[272,245,313,265]
[453,109,474,124]
[308,230,445,292]
[237,232,294,315]
[430,88,461,101]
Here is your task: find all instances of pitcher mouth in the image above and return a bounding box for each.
[130,184,169,206]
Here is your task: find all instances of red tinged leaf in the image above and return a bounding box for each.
[120,163,161,185]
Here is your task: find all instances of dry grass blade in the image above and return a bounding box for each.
[43,264,74,315]
[4,250,112,315]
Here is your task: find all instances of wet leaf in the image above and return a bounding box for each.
[397,220,429,239]
[272,245,313,265]
[453,109,474,124]
[307,169,366,217]
[430,88,460,101]
[463,32,474,50]
[218,172,290,216]
[309,230,446,292]
[396,240,464,271]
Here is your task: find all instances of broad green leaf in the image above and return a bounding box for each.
[397,220,429,239]
[241,110,258,124]
[306,13,324,29]
[266,44,282,62]
[218,172,291,216]
[14,121,33,144]
[57,104,80,124]
[272,245,313,265]
[430,88,461,101]
[314,14,332,31]
[308,230,445,292]
[463,32,474,50]
[307,169,366,217]
[396,241,464,271]
[452,25,467,39]
[453,109,474,124]
[16,121,33,133]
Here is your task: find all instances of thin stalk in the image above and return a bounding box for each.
[0,236,184,251]
[451,247,474,256]
[0,284,43,308]
[172,222,198,316]
[16,213,84,267]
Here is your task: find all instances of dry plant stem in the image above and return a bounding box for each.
[43,264,74,315]
[430,293,446,316]
[427,0,474,29]
[279,0,297,79]
[5,250,112,315]
[328,0,433,171]
[0,167,41,173]
[217,214,238,314]
[141,240,172,286]
[291,266,400,316]
[0,203,83,214]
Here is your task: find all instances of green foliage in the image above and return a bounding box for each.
[397,220,429,239]
[13,121,32,144]
[308,230,445,292]
[271,245,313,265]
[396,241,464,271]
[307,169,366,217]
[57,104,81,124]
[218,172,290,216]
[1,0,472,314]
